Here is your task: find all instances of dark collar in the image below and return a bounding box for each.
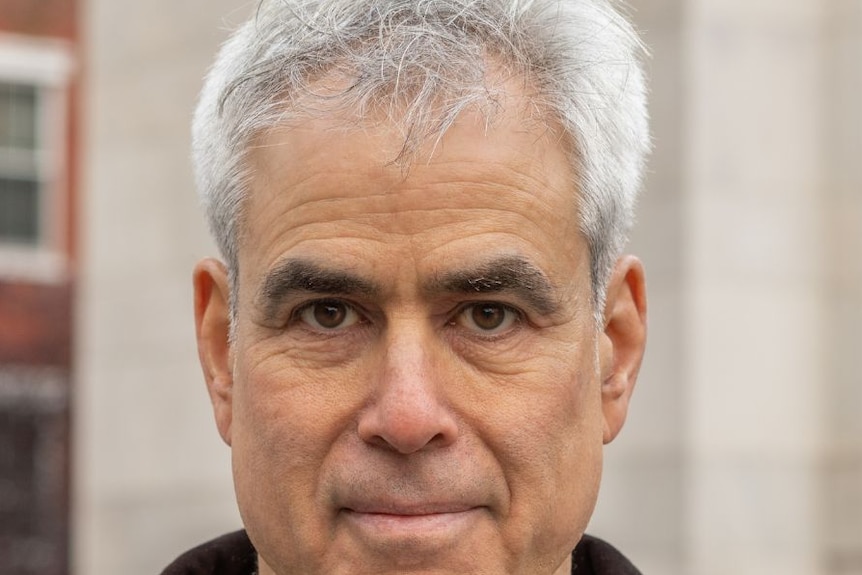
[572,534,643,574]
[161,530,642,575]
[160,530,257,575]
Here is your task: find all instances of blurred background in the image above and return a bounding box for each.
[0,0,859,574]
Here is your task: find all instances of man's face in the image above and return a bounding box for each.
[194,88,645,575]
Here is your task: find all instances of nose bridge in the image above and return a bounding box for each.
[357,317,458,454]
[383,320,432,387]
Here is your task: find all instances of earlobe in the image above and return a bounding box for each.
[193,258,235,446]
[599,255,647,445]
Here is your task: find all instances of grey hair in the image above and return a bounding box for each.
[192,0,650,322]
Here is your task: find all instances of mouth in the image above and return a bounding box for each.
[340,503,486,545]
[345,501,478,515]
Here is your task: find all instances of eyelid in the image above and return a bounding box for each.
[290,297,365,331]
[451,301,523,337]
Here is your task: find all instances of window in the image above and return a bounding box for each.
[0,82,41,245]
[0,35,72,279]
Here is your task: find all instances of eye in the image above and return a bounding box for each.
[297,299,361,331]
[454,303,520,335]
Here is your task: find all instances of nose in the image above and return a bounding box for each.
[357,330,459,454]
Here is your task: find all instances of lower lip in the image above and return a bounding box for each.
[342,508,483,542]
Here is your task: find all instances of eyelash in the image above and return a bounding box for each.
[287,298,525,338]
[289,298,363,323]
[449,302,524,339]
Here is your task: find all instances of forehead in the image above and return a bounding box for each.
[237,84,586,291]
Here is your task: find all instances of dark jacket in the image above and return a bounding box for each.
[161,530,642,574]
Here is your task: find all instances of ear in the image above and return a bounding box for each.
[193,258,234,446]
[598,255,647,445]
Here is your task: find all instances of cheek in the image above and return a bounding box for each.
[229,344,370,513]
[229,349,371,568]
[491,374,603,497]
[464,349,604,553]
[232,347,366,477]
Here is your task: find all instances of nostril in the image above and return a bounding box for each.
[357,398,459,455]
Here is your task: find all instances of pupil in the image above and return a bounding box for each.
[472,304,504,330]
[314,302,346,328]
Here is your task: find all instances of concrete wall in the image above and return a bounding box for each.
[76,1,862,574]
[75,2,249,573]
[822,2,862,573]
[684,1,827,573]
[593,2,862,574]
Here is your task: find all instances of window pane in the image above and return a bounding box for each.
[0,177,39,244]
[0,82,38,150]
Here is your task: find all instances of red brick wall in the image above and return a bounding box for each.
[0,0,77,39]
[0,278,73,575]
[0,1,78,573]
[0,281,72,367]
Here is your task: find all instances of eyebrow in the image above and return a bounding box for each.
[428,256,559,315]
[255,259,379,320]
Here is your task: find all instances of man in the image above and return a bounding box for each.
[164,0,649,573]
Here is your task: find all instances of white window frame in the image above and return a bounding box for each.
[0,34,73,283]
